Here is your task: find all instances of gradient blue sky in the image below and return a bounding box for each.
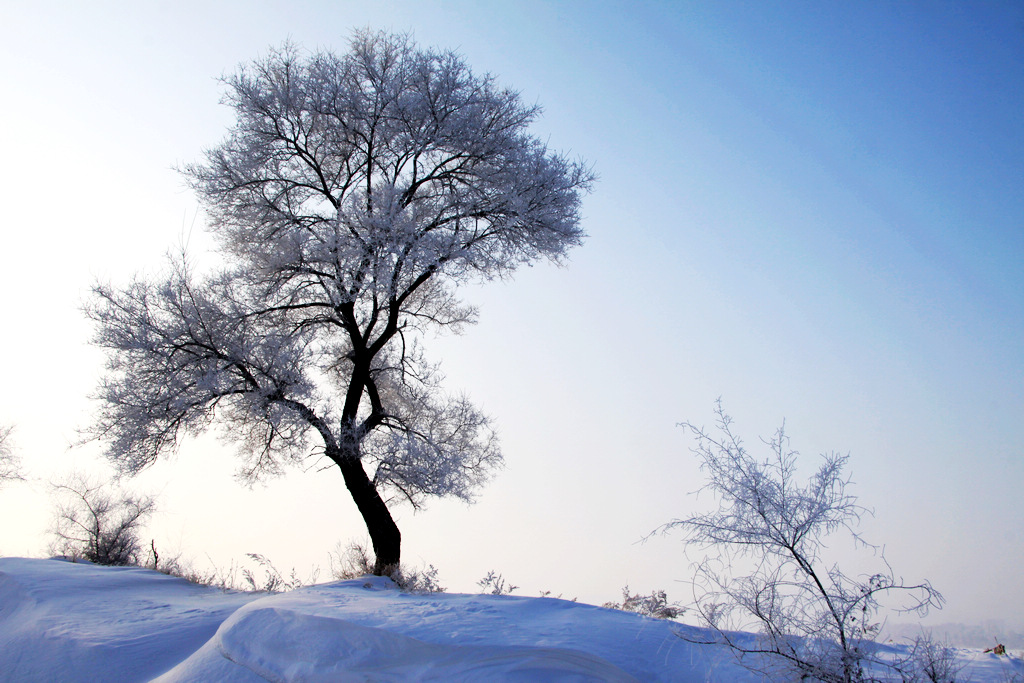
[1,1,1021,629]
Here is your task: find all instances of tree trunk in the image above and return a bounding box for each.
[336,455,401,576]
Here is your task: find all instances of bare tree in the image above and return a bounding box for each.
[0,425,23,486]
[50,474,155,566]
[660,401,943,683]
[86,31,593,575]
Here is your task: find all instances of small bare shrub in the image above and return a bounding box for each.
[146,545,240,589]
[330,541,445,593]
[330,541,375,579]
[603,585,684,620]
[241,553,315,592]
[398,563,446,594]
[49,473,155,566]
[539,590,576,601]
[167,562,233,588]
[477,570,518,595]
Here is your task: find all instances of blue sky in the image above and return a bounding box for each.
[1,1,1021,629]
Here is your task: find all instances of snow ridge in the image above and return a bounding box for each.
[1,558,1021,682]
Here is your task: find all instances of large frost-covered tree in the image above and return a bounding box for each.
[87,31,593,574]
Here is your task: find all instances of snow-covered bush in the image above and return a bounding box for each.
[49,473,155,566]
[661,401,944,682]
[603,586,684,620]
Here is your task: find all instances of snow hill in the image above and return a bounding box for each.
[0,557,1020,682]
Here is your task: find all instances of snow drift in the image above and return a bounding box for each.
[0,558,1020,682]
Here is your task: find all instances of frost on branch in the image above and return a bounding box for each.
[0,425,23,486]
[602,586,685,620]
[85,30,592,573]
[87,262,317,480]
[661,401,943,683]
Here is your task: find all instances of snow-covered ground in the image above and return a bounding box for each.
[0,558,1020,682]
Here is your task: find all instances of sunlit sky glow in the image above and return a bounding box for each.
[1,1,1021,629]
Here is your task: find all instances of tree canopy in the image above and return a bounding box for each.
[87,31,593,573]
